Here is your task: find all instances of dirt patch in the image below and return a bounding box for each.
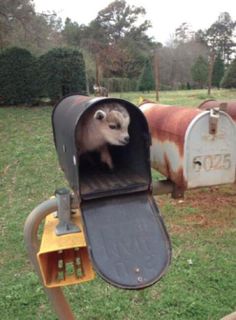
[183,186,236,210]
[183,214,223,228]
[159,185,236,234]
[168,223,186,235]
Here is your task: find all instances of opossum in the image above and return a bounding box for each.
[77,103,130,169]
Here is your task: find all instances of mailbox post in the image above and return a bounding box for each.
[24,94,172,318]
[24,197,76,320]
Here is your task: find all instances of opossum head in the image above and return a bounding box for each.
[93,104,130,146]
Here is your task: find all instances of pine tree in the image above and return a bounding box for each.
[138,59,155,92]
[212,55,225,88]
[221,58,236,88]
[191,55,208,88]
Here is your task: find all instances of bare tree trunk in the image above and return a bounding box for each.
[170,58,177,90]
[154,49,160,101]
[208,51,215,95]
[95,55,100,86]
[85,71,90,95]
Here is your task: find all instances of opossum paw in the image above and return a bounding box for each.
[107,162,114,171]
[100,160,114,172]
[107,165,114,173]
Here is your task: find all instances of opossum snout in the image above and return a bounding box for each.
[119,135,130,145]
[123,135,130,143]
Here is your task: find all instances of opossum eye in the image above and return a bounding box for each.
[94,110,106,120]
[109,123,121,130]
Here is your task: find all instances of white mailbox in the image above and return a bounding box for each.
[140,103,236,189]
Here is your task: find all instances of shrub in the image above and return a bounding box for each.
[0,47,38,105]
[38,48,87,102]
[103,77,138,92]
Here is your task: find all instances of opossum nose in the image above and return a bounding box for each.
[124,136,130,143]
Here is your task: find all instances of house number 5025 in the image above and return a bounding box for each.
[193,154,232,172]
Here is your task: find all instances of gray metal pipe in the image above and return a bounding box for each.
[152,180,174,196]
[24,198,76,320]
[221,312,236,320]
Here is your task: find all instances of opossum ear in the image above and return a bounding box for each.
[94,110,106,120]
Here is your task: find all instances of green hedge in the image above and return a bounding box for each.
[0,47,38,105]
[0,47,87,105]
[38,48,87,102]
[103,77,138,92]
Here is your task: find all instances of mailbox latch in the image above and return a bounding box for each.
[209,108,220,135]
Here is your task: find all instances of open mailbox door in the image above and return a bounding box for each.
[52,94,171,289]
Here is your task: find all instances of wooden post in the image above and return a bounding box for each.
[154,49,160,102]
[208,51,215,96]
[95,55,100,87]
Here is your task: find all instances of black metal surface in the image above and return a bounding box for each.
[52,94,151,199]
[81,192,171,289]
[79,159,148,199]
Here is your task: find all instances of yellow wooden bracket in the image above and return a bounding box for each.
[37,209,95,288]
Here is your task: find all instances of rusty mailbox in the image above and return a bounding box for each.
[140,102,236,190]
[198,99,236,123]
[52,94,171,289]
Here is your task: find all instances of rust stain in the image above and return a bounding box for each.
[164,152,183,186]
[161,152,187,188]
[198,99,216,109]
[198,99,236,122]
[142,103,202,157]
[141,103,199,188]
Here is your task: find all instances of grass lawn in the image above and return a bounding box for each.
[0,89,236,320]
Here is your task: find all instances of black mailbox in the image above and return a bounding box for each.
[52,94,171,289]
